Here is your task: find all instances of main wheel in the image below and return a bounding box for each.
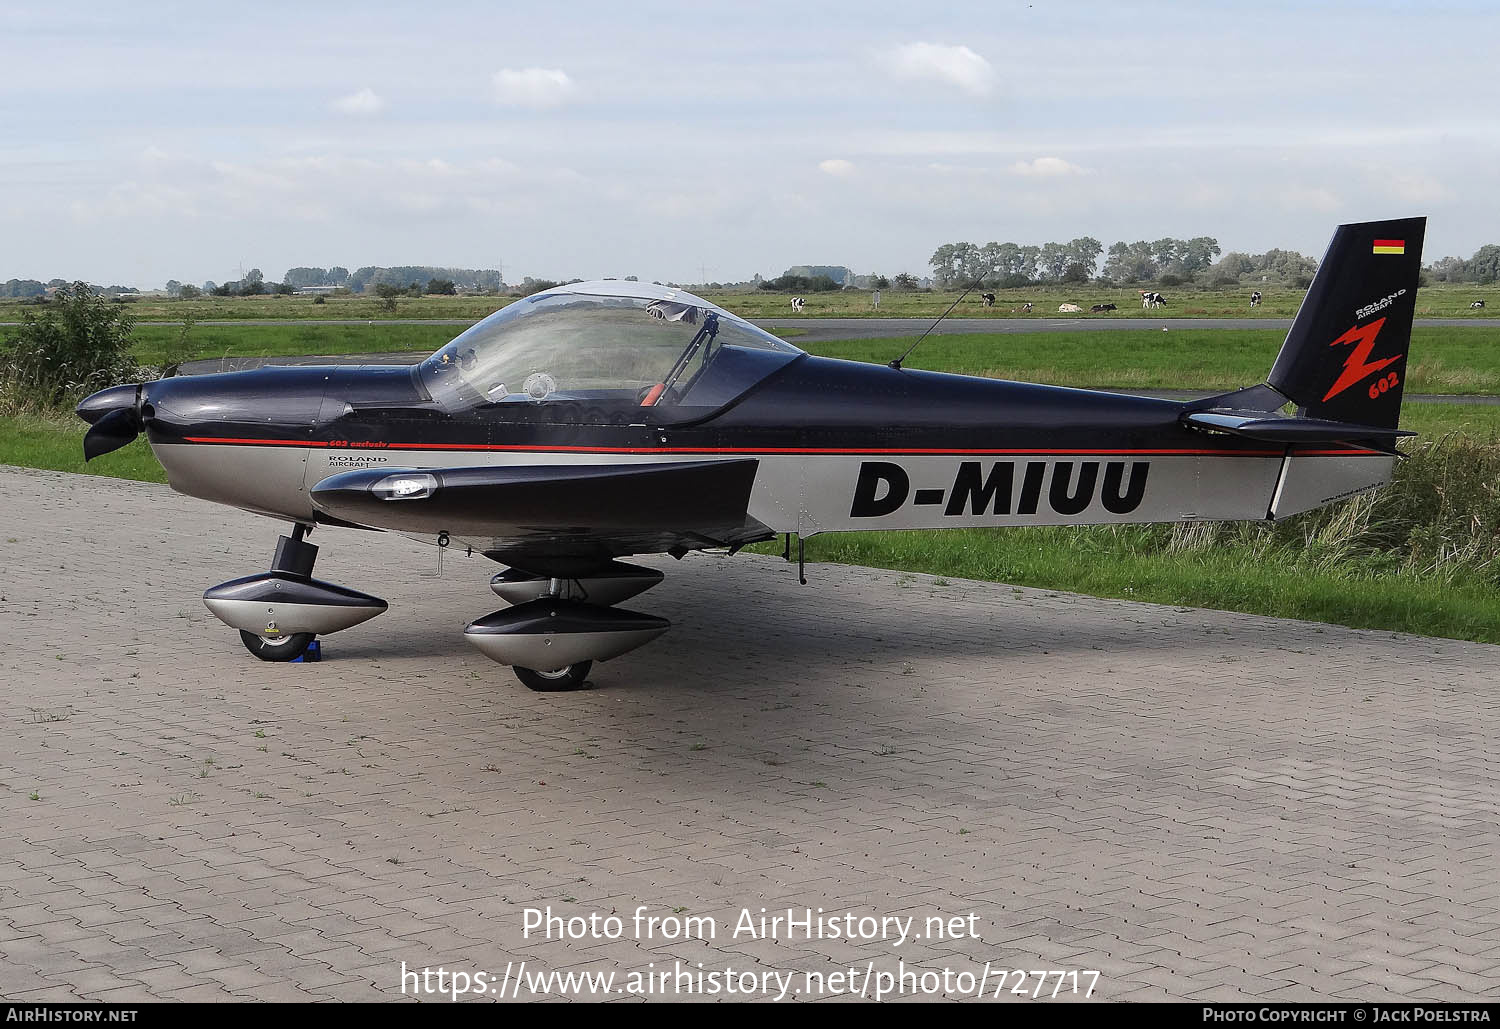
[240,629,315,662]
[514,661,592,692]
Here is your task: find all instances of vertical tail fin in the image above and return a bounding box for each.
[1267,217,1426,430]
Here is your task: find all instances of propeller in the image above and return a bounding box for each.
[83,407,144,461]
[77,383,144,461]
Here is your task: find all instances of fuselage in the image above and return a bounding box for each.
[135,353,1392,548]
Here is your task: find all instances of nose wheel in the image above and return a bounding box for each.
[513,661,593,692]
[240,630,316,662]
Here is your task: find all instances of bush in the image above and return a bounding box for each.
[312,294,327,305]
[0,282,137,408]
[516,279,560,297]
[1157,273,1184,287]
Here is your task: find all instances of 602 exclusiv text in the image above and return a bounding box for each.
[524,906,981,946]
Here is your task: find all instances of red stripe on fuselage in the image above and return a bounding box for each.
[178,436,1385,458]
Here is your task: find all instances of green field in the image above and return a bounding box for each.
[805,325,1500,394]
[130,322,458,366]
[714,282,1500,321]
[0,411,166,484]
[4,281,1499,325]
[130,322,1500,396]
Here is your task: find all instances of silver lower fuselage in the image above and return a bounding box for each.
[152,439,1394,538]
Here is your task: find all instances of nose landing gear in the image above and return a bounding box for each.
[203,524,388,662]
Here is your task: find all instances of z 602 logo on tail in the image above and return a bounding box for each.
[1323,317,1402,403]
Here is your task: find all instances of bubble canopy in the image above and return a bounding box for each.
[419,281,803,419]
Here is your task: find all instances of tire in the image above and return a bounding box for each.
[514,661,592,692]
[240,630,315,662]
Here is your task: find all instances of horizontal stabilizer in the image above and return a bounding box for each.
[1182,410,1414,445]
[311,459,760,536]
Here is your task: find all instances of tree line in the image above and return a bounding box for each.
[8,242,1500,300]
[929,238,1500,290]
[282,266,503,292]
[929,239,1106,289]
[1426,246,1500,285]
[161,265,507,298]
[929,236,1233,288]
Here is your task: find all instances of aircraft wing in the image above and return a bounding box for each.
[309,459,769,570]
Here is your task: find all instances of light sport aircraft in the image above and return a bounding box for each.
[79,217,1424,690]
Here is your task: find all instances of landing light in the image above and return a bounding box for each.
[372,472,438,501]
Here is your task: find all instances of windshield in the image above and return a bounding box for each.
[419,282,801,418]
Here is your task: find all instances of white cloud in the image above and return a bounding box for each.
[65,151,578,228]
[1276,185,1341,212]
[330,88,385,116]
[492,68,577,108]
[1009,157,1084,177]
[1384,173,1451,205]
[883,42,995,97]
[818,159,855,177]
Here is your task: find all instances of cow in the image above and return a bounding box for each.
[1140,291,1167,309]
[1472,300,1487,309]
[980,292,996,307]
[1250,290,1262,307]
[1012,302,1034,313]
[1059,303,1082,313]
[1090,303,1117,313]
[790,297,805,312]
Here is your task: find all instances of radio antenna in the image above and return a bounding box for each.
[889,278,984,370]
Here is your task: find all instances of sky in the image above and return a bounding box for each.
[2,0,1497,288]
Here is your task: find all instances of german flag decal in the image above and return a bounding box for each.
[1372,239,1406,255]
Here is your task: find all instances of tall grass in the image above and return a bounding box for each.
[1122,433,1500,585]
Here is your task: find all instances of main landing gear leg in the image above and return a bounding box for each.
[465,566,671,691]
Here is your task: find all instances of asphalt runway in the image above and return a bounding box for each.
[4,466,1499,1001]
